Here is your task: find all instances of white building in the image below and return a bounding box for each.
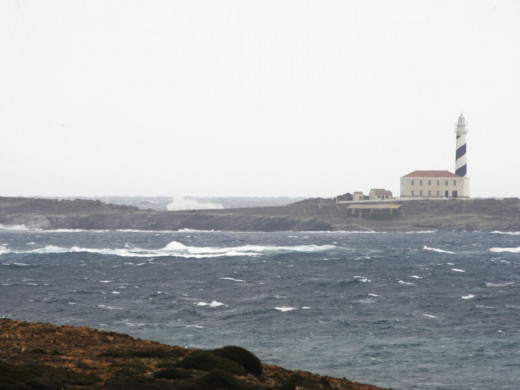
[369,189,393,200]
[400,170,467,198]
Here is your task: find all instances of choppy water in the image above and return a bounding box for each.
[1,227,519,389]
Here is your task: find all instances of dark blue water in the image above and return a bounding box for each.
[1,228,519,389]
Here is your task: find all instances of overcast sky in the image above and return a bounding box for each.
[1,0,519,198]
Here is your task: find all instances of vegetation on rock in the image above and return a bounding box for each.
[0,319,388,389]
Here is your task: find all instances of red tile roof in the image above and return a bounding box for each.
[370,189,392,195]
[402,170,461,178]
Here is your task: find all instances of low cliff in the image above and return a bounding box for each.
[0,319,388,390]
[1,196,519,232]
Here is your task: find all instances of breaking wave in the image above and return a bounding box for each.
[0,241,338,259]
[489,247,520,253]
[0,224,33,231]
[166,196,223,211]
[423,246,455,254]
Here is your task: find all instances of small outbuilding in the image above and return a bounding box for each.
[352,192,365,201]
[369,189,393,201]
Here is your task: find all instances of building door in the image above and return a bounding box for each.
[445,191,449,197]
[452,190,458,198]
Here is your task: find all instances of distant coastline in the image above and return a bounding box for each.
[1,196,519,232]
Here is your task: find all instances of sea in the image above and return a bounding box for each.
[0,227,518,389]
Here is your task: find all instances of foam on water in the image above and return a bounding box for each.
[486,282,514,287]
[0,241,338,259]
[491,230,520,235]
[461,294,475,299]
[424,245,455,254]
[275,306,297,312]
[220,277,245,282]
[196,301,226,308]
[451,268,466,273]
[489,247,520,253]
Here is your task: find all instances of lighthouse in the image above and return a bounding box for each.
[455,114,470,197]
[399,114,471,198]
[455,114,468,177]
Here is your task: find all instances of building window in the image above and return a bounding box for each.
[411,190,415,196]
[437,190,440,196]
[420,190,423,196]
[428,190,431,196]
[445,180,448,186]
[411,180,414,185]
[420,180,423,186]
[454,180,457,186]
[437,180,440,185]
[428,180,431,185]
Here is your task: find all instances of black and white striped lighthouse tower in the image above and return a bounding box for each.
[455,114,470,197]
[455,114,468,177]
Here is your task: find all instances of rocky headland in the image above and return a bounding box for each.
[1,196,519,232]
[0,319,387,390]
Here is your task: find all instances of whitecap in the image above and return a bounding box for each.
[275,306,297,312]
[301,306,311,310]
[186,325,204,329]
[12,262,31,267]
[3,241,339,259]
[368,293,381,297]
[354,275,371,283]
[220,277,245,283]
[491,231,520,235]
[424,246,455,254]
[423,314,438,319]
[398,280,415,286]
[451,268,466,273]
[355,298,375,304]
[196,300,225,308]
[461,294,475,299]
[489,247,520,253]
[97,305,123,310]
[410,275,422,279]
[486,282,514,287]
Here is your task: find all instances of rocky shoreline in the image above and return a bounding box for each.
[1,196,520,232]
[0,319,388,389]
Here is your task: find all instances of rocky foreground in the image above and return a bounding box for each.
[0,319,388,390]
[1,196,520,231]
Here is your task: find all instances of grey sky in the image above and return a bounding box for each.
[1,1,519,198]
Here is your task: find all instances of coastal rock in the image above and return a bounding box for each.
[1,196,520,232]
[0,319,389,389]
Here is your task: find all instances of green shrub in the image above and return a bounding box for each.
[211,346,263,377]
[174,351,245,376]
[189,369,253,390]
[153,367,192,380]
